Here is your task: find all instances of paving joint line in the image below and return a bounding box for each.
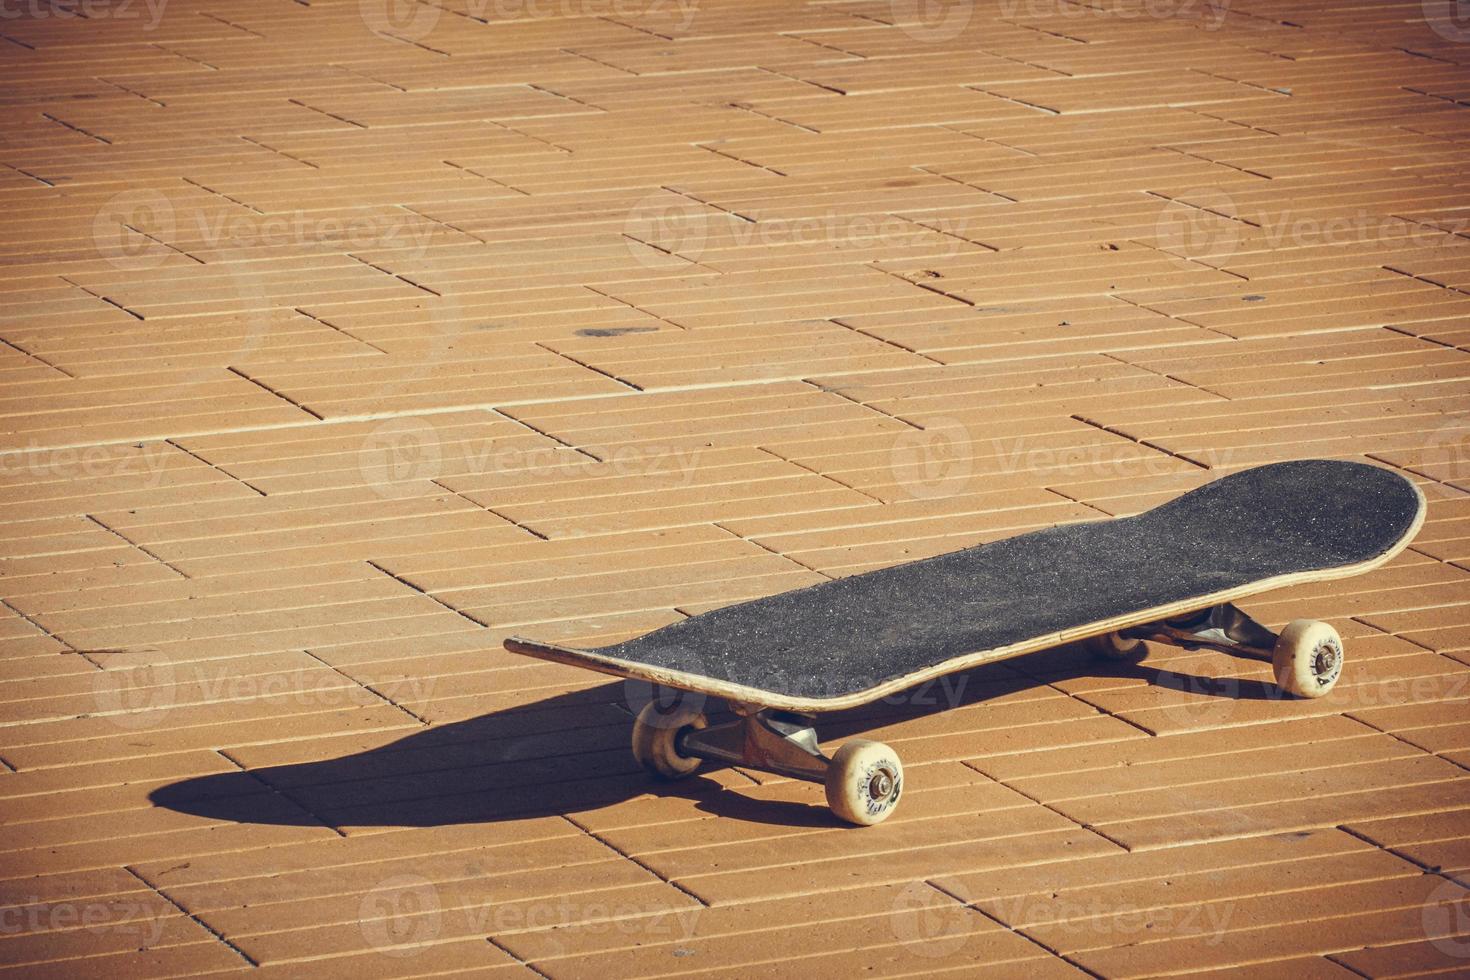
[755,442,888,504]
[59,275,144,320]
[150,41,218,69]
[239,134,319,168]
[293,306,391,354]
[1097,349,1235,398]
[927,877,1105,979]
[0,335,74,377]
[181,175,265,215]
[493,406,603,462]
[583,283,689,328]
[97,76,167,107]
[365,559,493,627]
[166,438,268,496]
[962,757,1135,852]
[442,159,531,196]
[287,97,366,128]
[1043,485,1115,517]
[1069,414,1210,470]
[346,252,440,296]
[801,377,925,430]
[85,514,189,578]
[41,111,111,143]
[562,813,712,908]
[122,865,260,966]
[535,340,643,391]
[830,314,947,364]
[712,520,831,578]
[0,596,78,653]
[226,365,326,420]
[216,747,350,838]
[301,647,431,725]
[487,935,554,979]
[430,478,550,541]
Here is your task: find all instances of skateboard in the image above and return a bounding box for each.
[505,459,1425,825]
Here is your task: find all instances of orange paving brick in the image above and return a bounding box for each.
[2,0,1469,976]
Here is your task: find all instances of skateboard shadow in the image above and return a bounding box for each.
[150,656,1267,830]
[149,680,858,830]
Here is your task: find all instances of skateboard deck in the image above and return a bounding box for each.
[506,460,1424,712]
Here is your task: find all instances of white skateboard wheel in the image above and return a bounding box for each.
[1083,631,1146,660]
[824,740,903,826]
[1272,619,1344,698]
[631,702,707,779]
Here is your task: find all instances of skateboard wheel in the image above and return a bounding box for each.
[824,740,903,826]
[1083,632,1146,661]
[631,702,707,779]
[1272,619,1344,698]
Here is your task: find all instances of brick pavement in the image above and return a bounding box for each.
[1,0,1469,976]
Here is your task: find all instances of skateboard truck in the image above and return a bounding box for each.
[679,706,831,783]
[1087,602,1346,697]
[631,701,903,826]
